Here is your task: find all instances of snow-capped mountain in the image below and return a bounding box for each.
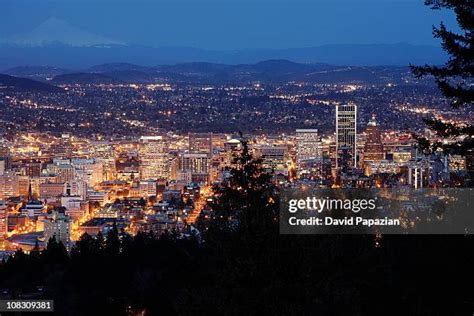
[1,17,125,47]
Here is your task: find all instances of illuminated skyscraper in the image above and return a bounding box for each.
[92,141,116,181]
[72,159,104,187]
[336,104,357,172]
[0,170,19,199]
[363,114,384,162]
[139,136,169,180]
[256,145,288,174]
[177,153,210,184]
[296,130,329,179]
[178,153,210,174]
[0,200,7,238]
[296,129,321,163]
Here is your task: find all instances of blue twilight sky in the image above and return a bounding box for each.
[0,0,459,50]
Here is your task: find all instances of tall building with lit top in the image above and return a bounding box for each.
[139,136,169,180]
[363,114,384,162]
[336,104,358,172]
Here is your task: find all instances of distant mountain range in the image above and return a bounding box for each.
[3,66,71,81]
[0,17,446,68]
[2,60,415,86]
[0,43,446,69]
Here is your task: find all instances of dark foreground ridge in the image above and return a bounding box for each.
[0,74,63,93]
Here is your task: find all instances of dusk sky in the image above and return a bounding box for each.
[0,0,459,50]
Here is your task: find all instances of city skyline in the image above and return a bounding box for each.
[0,1,472,314]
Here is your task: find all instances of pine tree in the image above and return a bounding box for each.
[71,232,104,258]
[411,0,473,178]
[210,135,278,235]
[105,222,120,255]
[42,236,68,264]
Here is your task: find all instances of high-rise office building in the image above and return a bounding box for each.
[92,141,116,181]
[46,160,75,183]
[336,104,358,172]
[256,146,288,171]
[177,153,210,184]
[296,129,321,163]
[0,171,19,199]
[295,129,329,180]
[178,153,210,174]
[72,159,104,187]
[139,136,169,180]
[363,114,384,162]
[0,200,7,238]
[189,133,213,155]
[223,136,243,168]
[20,184,46,217]
[50,135,75,159]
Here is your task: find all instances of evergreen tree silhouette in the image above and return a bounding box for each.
[105,221,121,255]
[209,134,278,235]
[42,236,68,264]
[411,0,473,180]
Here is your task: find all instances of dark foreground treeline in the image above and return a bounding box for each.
[1,230,473,315]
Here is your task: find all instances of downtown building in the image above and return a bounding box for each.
[362,114,385,176]
[91,141,117,181]
[336,104,358,174]
[0,200,7,239]
[72,158,104,188]
[176,153,210,184]
[43,209,71,250]
[0,170,19,199]
[295,129,323,178]
[0,145,12,170]
[363,114,384,162]
[46,160,75,183]
[139,136,170,180]
[178,153,210,174]
[255,145,289,176]
[189,132,213,156]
